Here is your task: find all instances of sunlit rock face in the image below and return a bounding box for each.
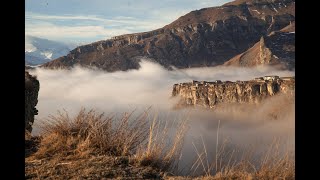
[172,76,294,108]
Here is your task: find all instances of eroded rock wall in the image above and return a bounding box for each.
[25,71,40,133]
[172,77,294,108]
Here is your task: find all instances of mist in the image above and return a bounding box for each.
[29,59,294,119]
[28,59,294,174]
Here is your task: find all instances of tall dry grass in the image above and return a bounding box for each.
[32,108,188,173]
[28,108,294,179]
[34,108,149,159]
[136,113,189,171]
[190,135,295,179]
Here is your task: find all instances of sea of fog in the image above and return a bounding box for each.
[28,59,295,175]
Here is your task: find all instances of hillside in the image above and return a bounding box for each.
[41,0,295,72]
[223,22,295,69]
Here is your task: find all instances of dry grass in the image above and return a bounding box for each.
[136,113,189,171]
[189,137,295,180]
[33,108,150,159]
[26,108,188,179]
[26,108,294,179]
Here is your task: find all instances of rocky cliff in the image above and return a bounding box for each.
[224,22,295,69]
[172,76,294,108]
[41,0,295,72]
[25,71,40,133]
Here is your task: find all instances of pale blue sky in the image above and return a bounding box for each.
[26,0,232,44]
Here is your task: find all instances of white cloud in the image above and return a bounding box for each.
[26,12,160,25]
[29,59,295,120]
[25,21,132,42]
[26,12,105,21]
[150,8,190,23]
[25,0,233,43]
[25,12,169,43]
[197,0,230,7]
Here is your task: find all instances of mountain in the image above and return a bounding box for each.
[41,0,295,71]
[224,22,295,69]
[25,36,72,65]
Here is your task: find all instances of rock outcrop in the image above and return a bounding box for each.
[41,0,295,72]
[224,22,295,69]
[172,76,294,108]
[25,71,40,133]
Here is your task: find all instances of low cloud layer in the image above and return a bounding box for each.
[29,59,294,120]
[28,60,294,174]
[179,93,295,173]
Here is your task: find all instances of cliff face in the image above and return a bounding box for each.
[224,22,295,69]
[41,0,295,72]
[172,76,294,108]
[25,71,40,133]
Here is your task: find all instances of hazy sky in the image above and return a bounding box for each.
[26,0,232,44]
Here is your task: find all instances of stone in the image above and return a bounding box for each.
[172,76,294,109]
[25,71,40,133]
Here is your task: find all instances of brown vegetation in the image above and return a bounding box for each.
[25,108,188,179]
[187,138,295,179]
[25,108,294,179]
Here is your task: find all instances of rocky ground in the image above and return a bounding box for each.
[26,150,165,179]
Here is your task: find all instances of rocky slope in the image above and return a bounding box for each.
[224,22,295,69]
[172,76,294,108]
[41,0,295,72]
[25,71,40,133]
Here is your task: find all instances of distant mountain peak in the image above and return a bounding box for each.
[25,36,73,66]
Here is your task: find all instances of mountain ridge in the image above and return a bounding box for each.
[41,0,295,71]
[224,21,295,69]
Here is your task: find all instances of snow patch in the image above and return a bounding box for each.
[25,43,37,52]
[25,35,72,65]
[40,52,53,59]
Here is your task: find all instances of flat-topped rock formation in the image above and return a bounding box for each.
[172,75,294,108]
